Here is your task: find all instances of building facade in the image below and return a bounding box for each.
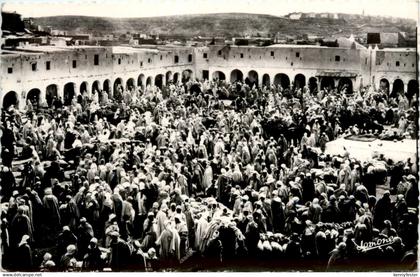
[1,42,417,110]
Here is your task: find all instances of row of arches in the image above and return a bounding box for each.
[2,69,195,109]
[212,69,332,92]
[213,70,297,88]
[213,68,418,99]
[4,71,417,110]
[379,78,418,99]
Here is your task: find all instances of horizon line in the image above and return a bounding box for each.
[2,11,416,21]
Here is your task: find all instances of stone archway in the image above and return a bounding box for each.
[103,79,111,94]
[137,74,145,90]
[262,74,270,87]
[407,79,418,100]
[155,74,164,89]
[338,77,353,94]
[212,71,226,81]
[308,77,318,94]
[391,79,404,98]
[273,73,290,89]
[63,82,76,106]
[294,74,306,90]
[166,71,173,84]
[80,81,88,94]
[114,78,123,101]
[3,91,19,110]
[92,80,101,94]
[379,78,390,94]
[230,69,243,83]
[320,77,335,91]
[182,69,193,83]
[173,73,180,84]
[246,70,259,88]
[126,78,135,91]
[146,76,153,86]
[91,80,101,102]
[27,88,41,107]
[46,84,58,107]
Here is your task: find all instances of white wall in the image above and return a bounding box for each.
[1,44,416,110]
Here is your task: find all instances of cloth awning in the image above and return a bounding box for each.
[316,71,358,78]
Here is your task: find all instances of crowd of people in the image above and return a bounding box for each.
[0,76,418,272]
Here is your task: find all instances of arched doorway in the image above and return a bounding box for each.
[114,78,123,101]
[308,77,318,94]
[3,91,18,110]
[379,78,390,94]
[246,70,258,88]
[80,81,88,94]
[103,79,111,94]
[320,77,335,91]
[63,82,75,106]
[155,74,163,89]
[46,84,58,107]
[92,81,100,94]
[262,74,270,87]
[146,76,153,87]
[166,71,173,84]
[407,79,418,100]
[294,74,306,90]
[391,79,404,98]
[126,78,135,91]
[138,74,145,90]
[273,73,290,89]
[338,78,353,94]
[230,69,243,83]
[182,69,193,83]
[27,88,41,107]
[212,71,226,81]
[91,81,101,102]
[173,73,180,84]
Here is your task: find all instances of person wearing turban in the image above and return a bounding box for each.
[42,187,61,240]
[156,220,175,265]
[109,231,131,271]
[10,206,33,249]
[15,235,33,271]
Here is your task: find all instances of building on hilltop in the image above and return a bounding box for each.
[288,13,302,20]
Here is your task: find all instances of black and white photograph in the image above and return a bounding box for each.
[0,0,418,273]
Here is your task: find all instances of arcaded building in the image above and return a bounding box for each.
[0,39,417,110]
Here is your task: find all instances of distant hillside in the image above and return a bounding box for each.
[31,12,416,38]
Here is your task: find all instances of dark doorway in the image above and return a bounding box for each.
[103,80,111,94]
[294,74,306,90]
[3,91,18,110]
[391,79,404,98]
[274,73,290,89]
[202,70,209,80]
[262,74,270,87]
[338,78,353,94]
[155,74,163,89]
[27,89,40,108]
[230,69,243,83]
[182,70,193,83]
[308,77,318,94]
[407,79,418,100]
[320,77,335,91]
[46,84,58,107]
[379,78,390,94]
[80,82,88,94]
[63,83,75,106]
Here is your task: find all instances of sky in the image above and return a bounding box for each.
[1,0,419,20]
